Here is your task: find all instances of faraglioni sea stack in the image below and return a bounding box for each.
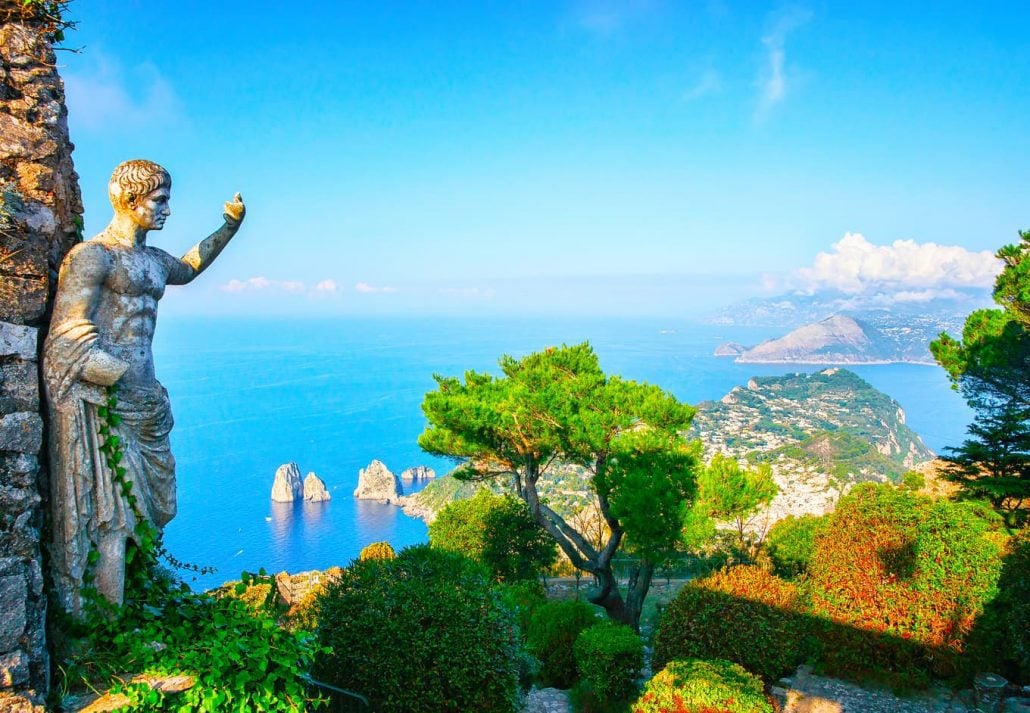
[271,462,304,502]
[272,463,332,502]
[303,472,331,502]
[353,459,403,503]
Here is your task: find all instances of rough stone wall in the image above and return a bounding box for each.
[0,9,83,709]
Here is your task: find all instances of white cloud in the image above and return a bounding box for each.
[794,232,1002,295]
[683,69,722,102]
[64,53,183,132]
[218,277,352,297]
[220,279,247,293]
[354,281,396,294]
[755,6,811,121]
[219,276,278,292]
[247,276,272,290]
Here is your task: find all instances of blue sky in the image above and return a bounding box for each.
[61,1,1029,316]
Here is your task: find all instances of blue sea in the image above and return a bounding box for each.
[153,316,972,590]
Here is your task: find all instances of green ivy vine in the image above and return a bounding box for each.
[54,386,327,711]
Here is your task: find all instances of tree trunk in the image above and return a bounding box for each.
[587,566,631,626]
[623,558,655,633]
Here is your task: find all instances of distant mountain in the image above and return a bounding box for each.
[705,288,989,330]
[732,315,877,363]
[718,314,936,364]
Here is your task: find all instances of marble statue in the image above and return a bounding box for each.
[43,159,245,612]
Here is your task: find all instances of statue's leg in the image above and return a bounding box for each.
[94,529,127,606]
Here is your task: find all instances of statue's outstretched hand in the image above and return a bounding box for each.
[223,192,246,227]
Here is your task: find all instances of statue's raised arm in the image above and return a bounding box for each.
[172,191,246,285]
[42,159,244,614]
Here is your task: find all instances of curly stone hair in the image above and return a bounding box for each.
[107,159,171,211]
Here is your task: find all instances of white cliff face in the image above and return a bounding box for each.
[400,465,436,481]
[353,459,403,502]
[271,462,304,502]
[303,472,331,502]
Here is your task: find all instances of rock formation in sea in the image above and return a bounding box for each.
[400,465,436,481]
[353,459,403,502]
[303,472,331,502]
[271,462,304,502]
[713,342,747,357]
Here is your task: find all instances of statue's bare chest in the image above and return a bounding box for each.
[105,248,167,301]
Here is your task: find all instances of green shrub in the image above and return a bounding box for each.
[764,514,827,579]
[574,622,644,702]
[312,545,521,712]
[966,527,1030,684]
[429,489,556,582]
[901,470,926,491]
[527,599,600,688]
[497,579,548,637]
[807,483,1006,683]
[59,567,322,711]
[632,658,773,713]
[652,565,807,680]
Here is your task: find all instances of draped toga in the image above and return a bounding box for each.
[43,318,176,614]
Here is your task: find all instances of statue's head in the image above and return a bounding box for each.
[108,159,172,231]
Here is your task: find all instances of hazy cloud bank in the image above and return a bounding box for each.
[791,232,1001,297]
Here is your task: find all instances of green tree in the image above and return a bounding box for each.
[694,453,778,560]
[429,489,557,582]
[419,343,699,631]
[931,230,1030,524]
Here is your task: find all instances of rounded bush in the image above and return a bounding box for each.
[312,545,521,712]
[358,540,395,560]
[764,514,827,579]
[652,565,806,680]
[633,658,773,713]
[527,599,600,688]
[807,483,1006,682]
[429,490,556,582]
[574,621,644,701]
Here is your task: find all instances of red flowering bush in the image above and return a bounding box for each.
[807,484,1006,683]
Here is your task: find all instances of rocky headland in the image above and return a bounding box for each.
[715,313,948,365]
[719,315,891,364]
[690,368,934,523]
